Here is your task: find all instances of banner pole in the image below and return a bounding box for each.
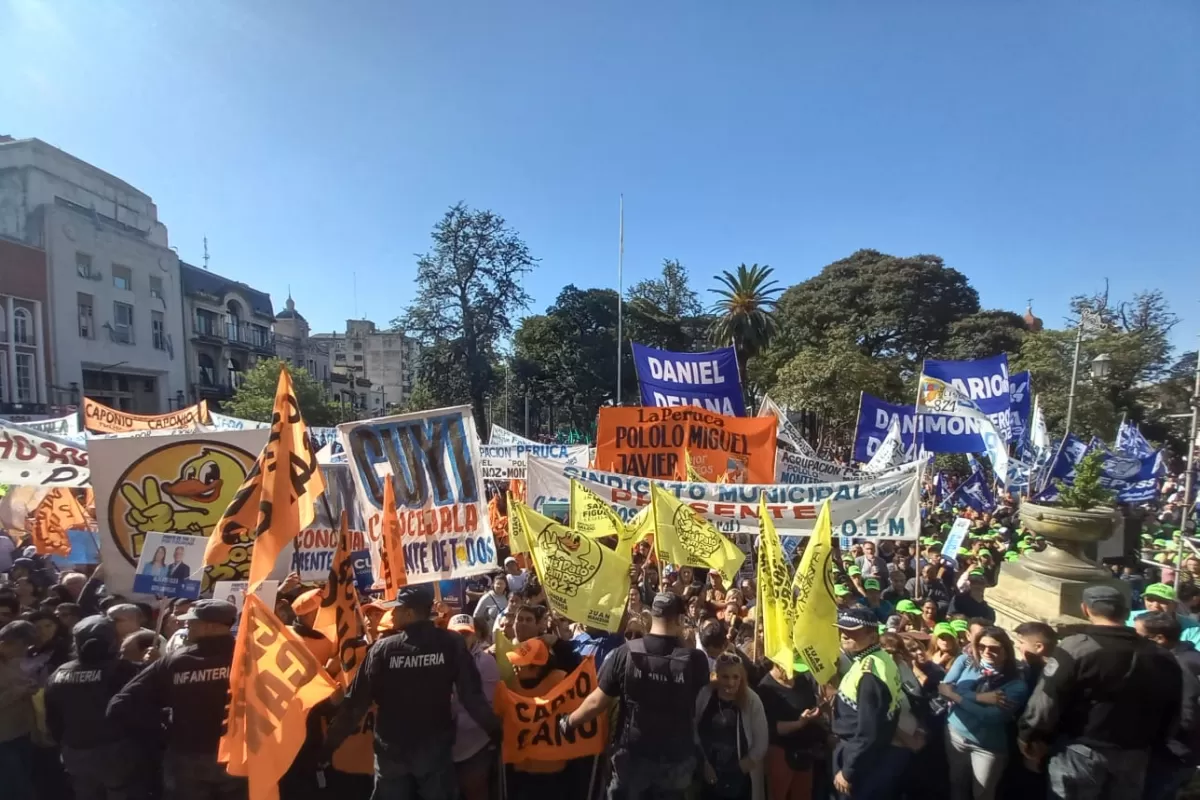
[616,195,624,405]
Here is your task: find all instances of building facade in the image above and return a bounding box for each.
[0,137,187,413]
[180,262,275,407]
[274,294,332,391]
[0,237,53,416]
[312,319,418,415]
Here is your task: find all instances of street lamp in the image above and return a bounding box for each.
[1064,310,1105,435]
[1091,353,1112,380]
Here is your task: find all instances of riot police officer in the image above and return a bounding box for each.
[107,599,243,800]
[830,606,903,799]
[45,615,148,800]
[321,584,499,800]
[560,592,711,800]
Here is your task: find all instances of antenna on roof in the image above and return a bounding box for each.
[203,236,210,270]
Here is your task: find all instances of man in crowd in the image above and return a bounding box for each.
[855,541,889,579]
[1019,585,1182,800]
[947,571,995,623]
[1134,611,1200,800]
[0,620,38,800]
[502,556,528,594]
[561,593,710,800]
[107,598,243,800]
[449,614,499,800]
[322,585,499,800]
[906,562,952,610]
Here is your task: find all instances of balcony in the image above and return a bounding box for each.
[191,317,275,354]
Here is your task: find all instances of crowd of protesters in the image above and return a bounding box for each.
[1,469,1199,800]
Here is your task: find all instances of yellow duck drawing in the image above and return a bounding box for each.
[121,448,249,537]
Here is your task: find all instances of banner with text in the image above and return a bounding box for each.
[288,465,369,581]
[631,342,745,417]
[0,420,90,487]
[775,450,860,484]
[0,412,80,438]
[853,392,1017,463]
[83,398,208,434]
[338,406,497,585]
[527,455,922,540]
[494,658,608,764]
[921,354,1013,447]
[480,443,590,482]
[595,407,776,484]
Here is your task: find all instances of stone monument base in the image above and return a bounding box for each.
[986,560,1130,633]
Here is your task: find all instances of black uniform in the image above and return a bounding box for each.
[323,619,498,800]
[44,616,148,800]
[596,634,710,800]
[107,635,245,800]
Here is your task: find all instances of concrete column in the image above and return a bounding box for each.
[5,295,15,404]
[32,300,46,404]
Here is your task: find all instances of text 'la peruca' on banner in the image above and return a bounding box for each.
[338,405,497,586]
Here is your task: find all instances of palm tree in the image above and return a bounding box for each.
[709,263,783,398]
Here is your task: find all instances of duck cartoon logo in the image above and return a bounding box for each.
[108,441,256,570]
[672,505,723,559]
[537,525,602,597]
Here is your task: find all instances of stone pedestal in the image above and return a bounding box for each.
[986,559,1130,633]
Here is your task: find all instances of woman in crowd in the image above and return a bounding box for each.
[696,653,769,800]
[473,573,511,630]
[627,586,644,615]
[755,661,823,800]
[919,599,940,633]
[929,622,961,670]
[939,626,1029,800]
[21,609,71,681]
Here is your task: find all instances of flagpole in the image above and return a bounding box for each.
[1173,346,1200,591]
[616,195,625,406]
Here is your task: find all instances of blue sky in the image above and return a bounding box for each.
[3,0,1198,350]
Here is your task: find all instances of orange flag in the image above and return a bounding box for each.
[377,478,407,600]
[28,488,87,556]
[314,510,369,688]
[204,366,324,586]
[220,592,337,800]
[494,658,608,763]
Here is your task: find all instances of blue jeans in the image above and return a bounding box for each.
[0,735,34,800]
[373,745,459,800]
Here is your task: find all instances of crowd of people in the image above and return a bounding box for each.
[1,472,1199,800]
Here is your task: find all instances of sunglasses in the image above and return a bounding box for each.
[977,643,1003,653]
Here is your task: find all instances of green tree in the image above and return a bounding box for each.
[397,203,535,436]
[628,259,703,318]
[225,358,338,426]
[626,259,711,353]
[939,310,1028,361]
[708,263,783,399]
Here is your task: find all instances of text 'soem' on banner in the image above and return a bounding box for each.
[594,407,777,484]
[338,405,497,586]
[83,398,209,434]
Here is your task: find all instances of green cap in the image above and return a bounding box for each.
[1004,552,1020,562]
[792,659,811,674]
[1144,583,1177,602]
[1154,539,1172,548]
[933,622,956,638]
[969,568,986,577]
[896,599,921,614]
[834,584,852,597]
[949,619,970,634]
[863,578,881,591]
[941,524,952,533]
[957,548,970,556]
[847,566,862,576]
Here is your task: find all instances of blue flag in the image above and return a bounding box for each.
[1008,371,1031,443]
[1116,421,1155,458]
[943,470,996,513]
[922,354,1014,444]
[631,342,745,416]
[1047,433,1162,503]
[933,471,948,504]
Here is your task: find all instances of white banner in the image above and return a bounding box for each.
[338,405,497,585]
[488,424,536,446]
[480,443,590,481]
[759,395,819,458]
[0,412,80,438]
[206,412,270,431]
[0,420,90,487]
[774,450,859,484]
[213,580,280,620]
[526,455,924,540]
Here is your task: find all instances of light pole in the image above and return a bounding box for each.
[1174,346,1200,590]
[1063,311,1107,435]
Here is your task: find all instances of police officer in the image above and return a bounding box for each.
[1019,584,1181,800]
[44,615,147,800]
[320,585,499,800]
[107,599,244,800]
[830,606,902,799]
[559,592,710,800]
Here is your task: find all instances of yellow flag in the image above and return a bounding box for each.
[494,629,517,687]
[649,483,744,584]
[791,499,839,685]
[623,506,653,552]
[685,450,709,482]
[569,479,627,538]
[513,500,631,633]
[205,366,325,586]
[757,496,795,678]
[507,492,530,554]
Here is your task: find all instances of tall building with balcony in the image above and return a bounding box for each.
[311,319,419,416]
[0,237,53,417]
[180,262,274,407]
[0,136,187,412]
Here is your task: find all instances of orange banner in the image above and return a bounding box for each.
[594,407,777,483]
[493,658,608,764]
[205,367,324,585]
[220,593,337,800]
[83,398,208,434]
[29,488,87,556]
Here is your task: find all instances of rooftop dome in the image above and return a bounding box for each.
[276,294,306,322]
[1023,301,1043,333]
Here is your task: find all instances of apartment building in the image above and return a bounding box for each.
[311,319,418,414]
[0,237,53,415]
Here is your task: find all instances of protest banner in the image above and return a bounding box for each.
[489,424,536,446]
[212,580,280,619]
[514,500,630,633]
[288,465,368,581]
[594,406,776,484]
[757,496,795,677]
[494,659,608,764]
[863,419,907,474]
[941,518,971,565]
[631,342,745,416]
[83,397,208,434]
[1009,371,1031,443]
[206,369,325,588]
[133,532,206,598]
[0,420,89,487]
[791,500,839,684]
[29,488,87,556]
[220,594,337,800]
[568,479,626,539]
[917,373,1008,482]
[527,455,923,540]
[479,443,589,481]
[338,405,497,585]
[91,428,269,597]
[759,395,819,457]
[775,450,859,484]
[921,354,1013,443]
[651,484,745,584]
[49,529,102,570]
[1,412,80,437]
[208,412,270,431]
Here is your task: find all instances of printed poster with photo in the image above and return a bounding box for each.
[133,532,207,598]
[212,580,280,620]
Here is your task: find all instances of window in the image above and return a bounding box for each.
[335,353,346,362]
[150,275,164,300]
[152,311,167,351]
[0,305,5,339]
[353,354,363,362]
[195,310,219,337]
[12,307,31,345]
[113,302,134,344]
[112,265,132,291]
[15,353,34,402]
[78,293,94,339]
[76,252,93,278]
[353,341,363,351]
[197,353,216,385]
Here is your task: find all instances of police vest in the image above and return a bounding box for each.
[620,639,700,759]
[836,650,902,718]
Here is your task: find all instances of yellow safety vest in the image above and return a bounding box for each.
[836,650,902,718]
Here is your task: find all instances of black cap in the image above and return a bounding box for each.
[0,620,37,645]
[73,615,119,659]
[834,607,878,632]
[1082,585,1124,606]
[392,585,434,613]
[651,592,685,619]
[178,599,237,627]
